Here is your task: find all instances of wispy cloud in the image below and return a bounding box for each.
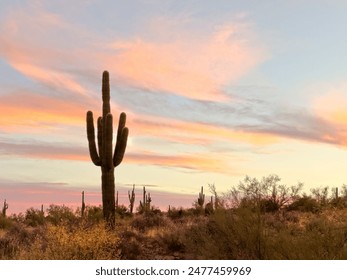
[105,20,266,101]
[311,85,347,145]
[0,2,266,102]
[0,91,91,131]
[0,139,87,161]
[0,138,236,174]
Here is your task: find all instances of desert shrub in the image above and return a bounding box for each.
[131,212,168,232]
[226,175,302,211]
[9,213,25,223]
[85,205,103,223]
[260,198,280,212]
[25,208,45,227]
[131,215,167,232]
[116,205,131,218]
[0,215,12,229]
[156,224,186,253]
[118,229,143,259]
[167,206,185,219]
[0,222,44,259]
[267,216,347,259]
[329,197,346,209]
[287,196,320,212]
[183,208,269,259]
[22,222,120,260]
[46,204,77,226]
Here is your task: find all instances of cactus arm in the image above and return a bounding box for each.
[113,112,128,166]
[114,126,129,167]
[116,112,126,149]
[86,111,101,166]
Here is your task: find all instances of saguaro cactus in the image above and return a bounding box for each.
[86,71,129,228]
[198,186,205,208]
[2,199,8,217]
[81,191,86,218]
[139,186,151,213]
[128,184,135,214]
[115,191,119,208]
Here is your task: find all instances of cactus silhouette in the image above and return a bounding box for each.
[128,184,135,214]
[81,191,86,218]
[198,186,205,208]
[139,186,151,213]
[115,191,119,208]
[86,71,129,228]
[2,199,8,217]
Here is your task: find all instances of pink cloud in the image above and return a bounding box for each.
[0,3,266,106]
[311,85,347,145]
[106,22,266,101]
[0,92,87,129]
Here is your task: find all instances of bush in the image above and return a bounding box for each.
[85,206,103,223]
[131,212,168,232]
[25,208,45,227]
[118,229,143,260]
[116,205,131,218]
[0,215,12,229]
[46,204,77,226]
[22,222,120,260]
[287,196,320,212]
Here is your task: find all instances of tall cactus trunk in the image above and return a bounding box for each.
[86,71,129,229]
[102,168,115,222]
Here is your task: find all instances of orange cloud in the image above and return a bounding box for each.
[106,22,265,101]
[0,138,236,174]
[125,151,232,174]
[313,91,347,126]
[12,62,88,96]
[0,92,87,129]
[0,3,266,108]
[312,88,347,145]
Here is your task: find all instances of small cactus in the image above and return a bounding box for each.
[41,204,44,216]
[115,191,119,208]
[2,199,8,217]
[81,191,86,218]
[128,184,135,214]
[139,186,152,213]
[198,186,205,208]
[146,192,151,210]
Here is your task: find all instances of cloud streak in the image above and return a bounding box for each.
[0,138,235,174]
[105,20,265,101]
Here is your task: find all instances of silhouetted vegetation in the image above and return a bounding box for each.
[1,175,347,259]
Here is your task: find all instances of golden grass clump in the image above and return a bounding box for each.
[21,222,120,260]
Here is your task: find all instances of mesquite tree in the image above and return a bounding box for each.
[86,71,129,228]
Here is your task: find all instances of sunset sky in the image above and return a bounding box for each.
[1,0,347,214]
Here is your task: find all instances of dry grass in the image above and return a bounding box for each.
[1,208,347,260]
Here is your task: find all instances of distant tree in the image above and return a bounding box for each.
[25,207,45,227]
[226,174,303,212]
[310,186,329,206]
[46,204,76,225]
